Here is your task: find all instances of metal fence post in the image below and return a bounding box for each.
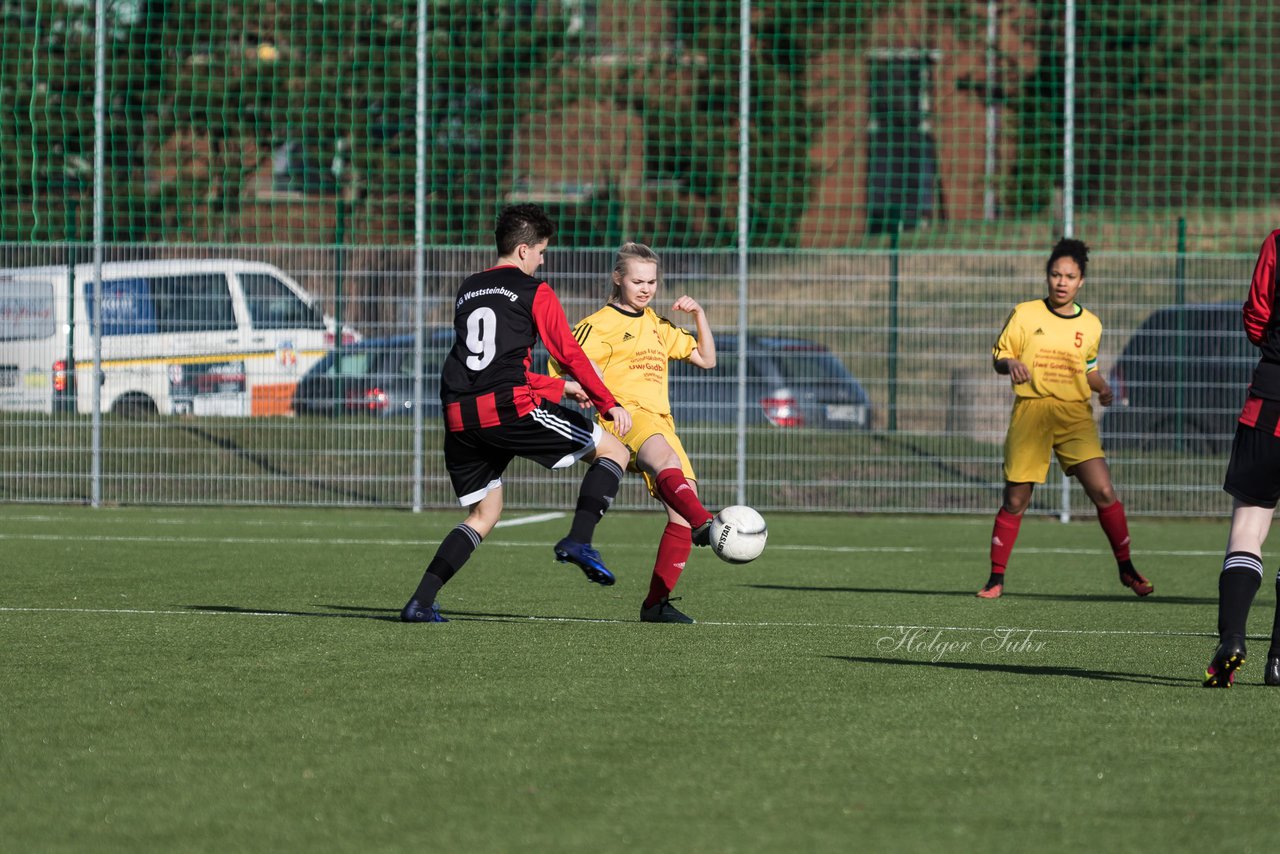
[1174,215,1187,446]
[888,219,901,433]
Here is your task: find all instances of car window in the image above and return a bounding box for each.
[384,349,419,377]
[768,349,849,383]
[329,352,372,376]
[86,277,158,336]
[0,280,54,340]
[149,274,237,334]
[240,273,325,331]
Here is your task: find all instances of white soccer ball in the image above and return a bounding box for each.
[710,505,768,564]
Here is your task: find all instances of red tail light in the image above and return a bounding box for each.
[348,387,388,412]
[761,395,803,427]
[52,360,68,392]
[325,330,360,346]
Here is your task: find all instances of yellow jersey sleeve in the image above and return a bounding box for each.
[1083,326,1100,374]
[992,307,1025,364]
[656,314,698,362]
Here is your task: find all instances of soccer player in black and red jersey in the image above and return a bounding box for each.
[400,204,634,623]
[1205,228,1280,686]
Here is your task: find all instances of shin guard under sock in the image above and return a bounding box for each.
[412,523,482,603]
[644,522,693,609]
[568,458,624,543]
[1218,551,1263,641]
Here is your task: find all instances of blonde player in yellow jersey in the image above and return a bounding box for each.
[552,242,718,623]
[979,237,1154,600]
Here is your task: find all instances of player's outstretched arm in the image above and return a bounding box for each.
[673,295,716,369]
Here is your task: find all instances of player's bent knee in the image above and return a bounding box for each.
[1001,483,1033,515]
[594,433,630,467]
[1090,489,1118,508]
[647,452,681,474]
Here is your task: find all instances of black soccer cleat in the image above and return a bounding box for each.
[400,598,448,623]
[640,597,695,624]
[691,519,713,548]
[1203,636,1247,687]
[1265,654,1280,687]
[554,538,616,586]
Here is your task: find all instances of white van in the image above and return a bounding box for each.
[0,259,341,417]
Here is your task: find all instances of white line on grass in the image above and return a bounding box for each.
[494,512,565,528]
[0,511,565,529]
[0,531,1222,557]
[0,604,1217,639]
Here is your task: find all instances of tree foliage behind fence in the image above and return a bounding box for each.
[2,1,1276,252]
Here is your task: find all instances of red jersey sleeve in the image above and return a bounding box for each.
[1244,231,1278,345]
[525,371,566,404]
[532,283,619,416]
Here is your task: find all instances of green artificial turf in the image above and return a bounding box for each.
[1,505,1276,853]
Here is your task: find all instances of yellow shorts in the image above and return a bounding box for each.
[1003,397,1105,484]
[601,408,696,498]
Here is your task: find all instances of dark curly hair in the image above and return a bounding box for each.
[495,204,555,256]
[1046,237,1089,279]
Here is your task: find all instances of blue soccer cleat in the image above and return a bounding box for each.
[400,599,448,623]
[554,538,616,586]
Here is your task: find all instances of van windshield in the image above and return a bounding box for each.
[241,273,325,330]
[0,280,55,341]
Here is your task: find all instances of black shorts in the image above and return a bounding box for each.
[1224,422,1280,509]
[444,401,602,506]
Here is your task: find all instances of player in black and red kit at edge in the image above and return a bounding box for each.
[1205,228,1280,685]
[400,204,634,623]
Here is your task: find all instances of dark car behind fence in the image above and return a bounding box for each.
[294,330,873,431]
[1100,303,1257,454]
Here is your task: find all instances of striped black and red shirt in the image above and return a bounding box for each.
[440,265,617,432]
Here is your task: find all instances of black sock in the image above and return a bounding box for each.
[983,572,1004,589]
[568,458,623,543]
[1218,551,1263,641]
[1270,570,1280,658]
[411,523,482,603]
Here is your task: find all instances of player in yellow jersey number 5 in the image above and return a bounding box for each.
[979,238,1154,600]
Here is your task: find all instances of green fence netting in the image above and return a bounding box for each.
[2,1,1274,253]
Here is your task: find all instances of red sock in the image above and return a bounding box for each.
[990,508,1023,575]
[1097,500,1132,562]
[654,469,713,528]
[644,522,692,608]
